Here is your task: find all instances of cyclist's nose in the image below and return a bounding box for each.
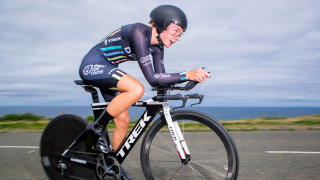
[173,36,180,42]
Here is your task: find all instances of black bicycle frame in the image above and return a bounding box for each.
[61,100,164,165]
[111,102,161,163]
[62,80,201,178]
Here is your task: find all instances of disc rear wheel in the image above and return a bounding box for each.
[40,114,97,179]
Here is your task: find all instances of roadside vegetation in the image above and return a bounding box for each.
[0,113,319,132]
[220,115,320,131]
[0,113,50,130]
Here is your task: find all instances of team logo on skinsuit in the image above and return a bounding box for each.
[154,73,171,78]
[124,47,131,53]
[140,55,151,67]
[83,64,105,75]
[83,65,93,75]
[108,37,121,43]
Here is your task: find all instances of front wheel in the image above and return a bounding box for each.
[140,110,239,180]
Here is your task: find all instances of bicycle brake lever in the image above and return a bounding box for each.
[190,94,204,107]
[172,96,188,110]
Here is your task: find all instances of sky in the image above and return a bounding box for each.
[0,0,319,107]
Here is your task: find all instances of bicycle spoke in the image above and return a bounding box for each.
[190,165,199,180]
[150,144,175,156]
[188,163,207,180]
[168,164,184,180]
[155,133,176,154]
[202,132,212,143]
[192,159,228,164]
[149,156,180,163]
[190,160,226,178]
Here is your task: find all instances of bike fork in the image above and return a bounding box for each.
[162,103,191,164]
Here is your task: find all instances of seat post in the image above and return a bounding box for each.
[84,86,100,103]
[74,80,100,103]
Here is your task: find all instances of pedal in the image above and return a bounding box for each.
[96,154,121,180]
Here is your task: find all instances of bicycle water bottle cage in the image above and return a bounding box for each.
[74,80,100,103]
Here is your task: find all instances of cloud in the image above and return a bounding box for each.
[0,0,319,106]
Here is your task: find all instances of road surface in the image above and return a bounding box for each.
[0,131,319,180]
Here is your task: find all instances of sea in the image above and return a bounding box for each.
[1,106,320,121]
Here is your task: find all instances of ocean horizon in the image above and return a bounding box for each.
[1,106,320,121]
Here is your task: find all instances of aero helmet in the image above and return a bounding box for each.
[150,5,188,32]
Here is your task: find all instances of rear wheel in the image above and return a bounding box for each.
[140,110,239,180]
[40,114,97,179]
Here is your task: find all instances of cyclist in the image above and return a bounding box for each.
[79,5,209,155]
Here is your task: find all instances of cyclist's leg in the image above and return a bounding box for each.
[80,61,129,153]
[106,74,144,150]
[106,74,144,117]
[80,58,143,153]
[100,90,131,151]
[102,75,141,180]
[100,74,143,151]
[112,109,130,151]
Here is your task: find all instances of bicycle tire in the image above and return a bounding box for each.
[40,114,97,180]
[140,110,239,180]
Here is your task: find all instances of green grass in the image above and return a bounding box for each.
[220,115,320,130]
[289,119,320,125]
[0,113,319,131]
[259,116,288,120]
[0,113,46,122]
[0,122,48,130]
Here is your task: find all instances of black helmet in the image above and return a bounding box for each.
[150,5,188,32]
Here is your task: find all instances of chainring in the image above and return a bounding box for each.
[96,154,121,180]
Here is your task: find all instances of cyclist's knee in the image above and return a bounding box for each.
[125,80,144,101]
[115,114,130,129]
[132,82,144,99]
[117,74,144,102]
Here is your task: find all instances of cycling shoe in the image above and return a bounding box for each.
[86,123,110,154]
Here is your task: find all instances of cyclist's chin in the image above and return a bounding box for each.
[163,42,173,48]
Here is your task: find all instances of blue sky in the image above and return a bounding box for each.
[0,0,319,107]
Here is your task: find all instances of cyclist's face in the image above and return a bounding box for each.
[160,23,184,48]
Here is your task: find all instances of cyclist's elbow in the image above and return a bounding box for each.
[148,78,168,88]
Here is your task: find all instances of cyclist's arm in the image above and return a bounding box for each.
[150,46,165,73]
[131,24,187,86]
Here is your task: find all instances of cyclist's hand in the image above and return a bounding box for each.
[186,68,210,83]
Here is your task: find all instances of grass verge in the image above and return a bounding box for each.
[0,113,319,132]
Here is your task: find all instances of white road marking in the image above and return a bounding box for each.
[0,146,39,149]
[266,151,320,154]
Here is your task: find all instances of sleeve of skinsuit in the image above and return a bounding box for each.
[130,23,187,87]
[150,46,165,73]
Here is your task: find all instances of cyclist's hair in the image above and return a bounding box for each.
[148,19,157,28]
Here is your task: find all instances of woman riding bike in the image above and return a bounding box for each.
[79,4,209,159]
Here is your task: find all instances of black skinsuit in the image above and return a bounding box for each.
[79,23,186,101]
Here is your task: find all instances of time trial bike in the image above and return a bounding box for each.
[40,80,239,180]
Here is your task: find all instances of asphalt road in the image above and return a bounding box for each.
[0,131,319,180]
